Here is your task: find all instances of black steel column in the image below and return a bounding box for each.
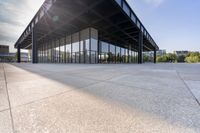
[138,31,143,64]
[154,48,157,64]
[17,47,21,63]
[32,27,38,63]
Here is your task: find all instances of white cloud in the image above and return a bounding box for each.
[0,0,44,52]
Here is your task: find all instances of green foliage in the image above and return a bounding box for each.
[156,52,200,63]
[177,55,185,63]
[143,54,149,62]
[156,53,177,63]
[185,52,200,63]
[0,56,16,62]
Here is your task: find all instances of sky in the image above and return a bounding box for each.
[0,0,200,52]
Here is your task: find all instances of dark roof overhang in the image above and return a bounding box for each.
[14,0,159,51]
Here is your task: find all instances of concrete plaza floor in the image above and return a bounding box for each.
[0,63,200,133]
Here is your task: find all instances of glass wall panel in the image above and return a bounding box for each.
[72,32,79,63]
[52,41,55,63]
[51,40,54,63]
[101,42,109,52]
[91,28,98,64]
[40,44,43,62]
[125,48,129,63]
[116,46,121,63]
[60,38,65,63]
[66,35,71,63]
[44,43,47,63]
[91,39,97,51]
[99,41,109,63]
[41,44,44,63]
[80,28,90,63]
[80,39,84,63]
[55,40,60,63]
[43,43,45,63]
[85,39,90,63]
[131,51,135,63]
[47,42,51,63]
[135,51,138,63]
[109,44,116,63]
[121,48,125,63]
[91,51,97,64]
[129,49,132,63]
[80,28,89,63]
[91,39,97,64]
[38,45,42,63]
[91,28,98,51]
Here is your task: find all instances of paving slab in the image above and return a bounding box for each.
[12,90,199,133]
[0,72,5,81]
[7,78,72,107]
[0,81,9,111]
[185,80,200,103]
[81,82,200,130]
[0,110,13,133]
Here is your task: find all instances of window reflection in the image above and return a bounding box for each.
[109,44,116,63]
[60,38,65,63]
[120,48,124,63]
[116,46,121,63]
[66,36,71,63]
[72,33,79,63]
[99,41,109,63]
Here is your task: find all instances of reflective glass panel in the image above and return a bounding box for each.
[109,44,116,63]
[72,32,79,63]
[121,48,125,63]
[66,35,71,63]
[55,40,60,63]
[116,46,121,63]
[91,28,98,51]
[123,2,130,16]
[60,37,65,63]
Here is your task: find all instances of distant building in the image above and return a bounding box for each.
[174,51,189,56]
[157,49,166,56]
[144,49,166,57]
[0,45,29,62]
[0,45,9,54]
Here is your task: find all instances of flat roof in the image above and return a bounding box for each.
[15,0,159,51]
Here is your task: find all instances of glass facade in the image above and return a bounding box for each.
[37,27,138,64]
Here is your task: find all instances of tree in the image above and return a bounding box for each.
[177,55,185,63]
[143,54,149,62]
[166,53,177,63]
[185,52,200,63]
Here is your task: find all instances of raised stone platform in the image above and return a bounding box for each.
[0,63,200,133]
